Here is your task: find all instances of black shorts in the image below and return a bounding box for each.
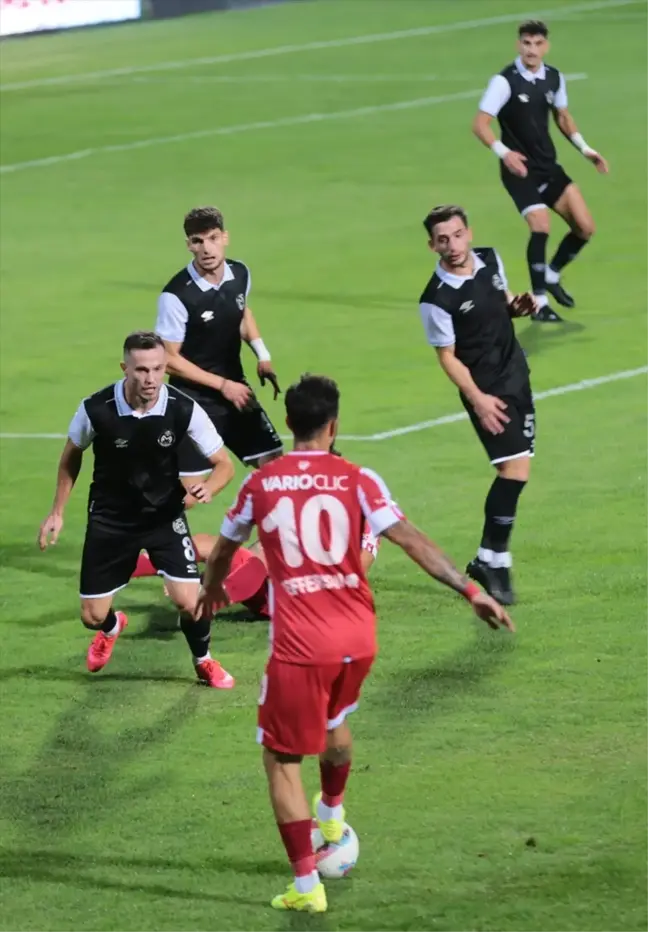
[501,163,572,216]
[178,397,283,474]
[462,386,536,466]
[80,513,199,599]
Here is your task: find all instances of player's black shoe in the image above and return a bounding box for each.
[532,304,563,323]
[546,280,575,308]
[466,559,516,606]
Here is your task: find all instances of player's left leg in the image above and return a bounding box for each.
[546,179,595,308]
[259,658,331,912]
[145,516,234,689]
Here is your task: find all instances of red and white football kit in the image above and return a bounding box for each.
[220,450,403,755]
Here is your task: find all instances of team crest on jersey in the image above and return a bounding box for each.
[236,293,245,311]
[298,460,311,471]
[158,430,175,448]
[172,517,188,535]
[545,90,555,105]
[492,273,505,291]
[114,438,128,448]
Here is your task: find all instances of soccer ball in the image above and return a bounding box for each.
[311,819,359,878]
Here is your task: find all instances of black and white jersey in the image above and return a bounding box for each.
[68,380,223,529]
[419,248,529,396]
[155,259,252,401]
[479,56,567,175]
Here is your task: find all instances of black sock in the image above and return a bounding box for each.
[180,614,211,662]
[526,232,549,297]
[479,477,527,562]
[100,609,119,635]
[549,231,589,274]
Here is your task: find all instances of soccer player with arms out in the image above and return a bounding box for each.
[419,205,537,606]
[38,332,236,688]
[197,374,513,913]
[473,20,608,322]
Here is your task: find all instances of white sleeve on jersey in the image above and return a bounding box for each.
[554,72,568,109]
[493,251,510,291]
[420,302,456,347]
[187,402,224,458]
[478,73,511,116]
[220,474,255,543]
[357,467,403,537]
[67,401,95,450]
[155,292,188,343]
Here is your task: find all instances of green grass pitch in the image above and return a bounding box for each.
[0,1,646,929]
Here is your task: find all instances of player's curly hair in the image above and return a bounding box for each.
[286,374,340,440]
[183,206,225,237]
[518,20,548,38]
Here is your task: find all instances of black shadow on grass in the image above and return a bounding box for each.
[517,318,586,358]
[0,674,199,839]
[0,540,79,581]
[0,849,262,907]
[380,631,516,716]
[0,663,190,684]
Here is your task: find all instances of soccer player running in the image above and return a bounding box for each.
[473,19,608,323]
[155,206,283,483]
[38,332,236,688]
[419,205,537,606]
[196,374,513,914]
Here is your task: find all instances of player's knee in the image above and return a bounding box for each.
[80,603,106,629]
[326,722,352,759]
[575,218,596,240]
[170,594,198,616]
[498,457,531,482]
[525,210,550,234]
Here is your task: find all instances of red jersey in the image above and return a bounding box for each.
[221,450,403,664]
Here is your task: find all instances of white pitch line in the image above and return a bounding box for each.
[0,0,635,93]
[0,75,588,175]
[2,366,645,443]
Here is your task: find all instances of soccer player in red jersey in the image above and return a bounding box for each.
[196,374,513,913]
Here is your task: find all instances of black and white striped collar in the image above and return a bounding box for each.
[114,380,169,418]
[187,260,235,292]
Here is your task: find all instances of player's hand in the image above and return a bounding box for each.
[471,591,515,632]
[585,150,609,174]
[38,512,63,550]
[508,292,537,318]
[503,151,528,177]
[194,583,230,620]
[186,482,213,505]
[473,394,510,435]
[257,361,281,400]
[222,379,252,411]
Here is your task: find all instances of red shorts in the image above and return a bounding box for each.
[257,655,375,756]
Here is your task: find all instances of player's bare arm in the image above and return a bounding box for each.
[185,447,235,506]
[383,519,514,631]
[38,439,83,549]
[552,107,609,174]
[162,338,251,410]
[436,345,510,435]
[472,110,528,178]
[240,306,281,399]
[195,535,241,618]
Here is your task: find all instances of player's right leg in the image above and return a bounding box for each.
[79,522,136,673]
[258,658,332,912]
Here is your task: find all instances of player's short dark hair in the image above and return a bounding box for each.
[423,205,469,238]
[518,19,548,38]
[123,330,165,356]
[285,374,340,440]
[183,206,225,237]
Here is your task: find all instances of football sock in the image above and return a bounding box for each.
[527,231,549,298]
[479,477,527,564]
[100,610,120,637]
[320,759,351,812]
[548,232,589,275]
[180,615,211,662]
[277,820,317,891]
[131,551,157,579]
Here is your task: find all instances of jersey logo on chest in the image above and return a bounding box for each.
[201,310,214,322]
[158,430,175,448]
